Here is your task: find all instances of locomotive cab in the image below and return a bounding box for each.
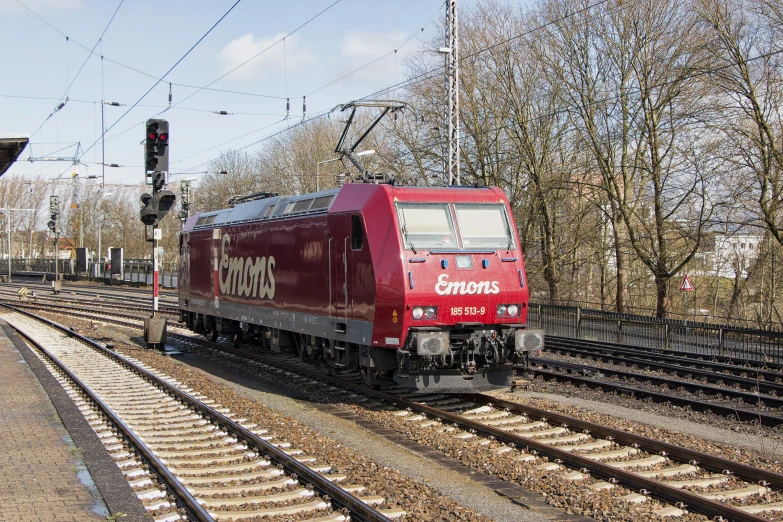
[359,186,544,392]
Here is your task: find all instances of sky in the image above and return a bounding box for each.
[0,0,471,192]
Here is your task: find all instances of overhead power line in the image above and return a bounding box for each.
[157,0,344,117]
[26,0,125,141]
[177,0,619,172]
[14,0,292,102]
[79,0,244,161]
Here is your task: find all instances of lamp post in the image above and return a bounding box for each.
[0,208,37,282]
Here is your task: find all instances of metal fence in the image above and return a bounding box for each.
[5,259,783,363]
[4,258,179,288]
[528,303,783,364]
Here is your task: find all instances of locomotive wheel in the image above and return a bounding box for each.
[207,329,218,343]
[231,332,242,348]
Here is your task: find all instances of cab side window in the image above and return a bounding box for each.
[351,215,364,250]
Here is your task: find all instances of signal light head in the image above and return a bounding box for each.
[158,133,167,141]
[148,132,157,140]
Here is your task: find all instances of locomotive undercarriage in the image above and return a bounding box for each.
[390,326,540,392]
[182,311,543,392]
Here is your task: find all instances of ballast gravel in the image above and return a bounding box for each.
[124,348,549,522]
[513,378,783,464]
[36,306,783,521]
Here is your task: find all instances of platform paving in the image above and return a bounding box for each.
[0,319,149,521]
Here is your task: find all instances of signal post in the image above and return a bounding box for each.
[140,119,175,348]
[48,195,62,294]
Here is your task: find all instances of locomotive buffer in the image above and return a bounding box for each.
[139,119,176,348]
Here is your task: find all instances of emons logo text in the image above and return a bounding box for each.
[435,274,500,296]
[219,234,275,299]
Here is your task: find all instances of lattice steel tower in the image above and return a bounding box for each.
[445,0,460,185]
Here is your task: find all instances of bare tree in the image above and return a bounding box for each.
[543,0,715,316]
[698,0,783,246]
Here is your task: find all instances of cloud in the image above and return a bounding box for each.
[318,29,412,90]
[341,29,408,58]
[219,32,314,82]
[0,0,84,14]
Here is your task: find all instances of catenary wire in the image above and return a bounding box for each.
[154,0,344,116]
[0,94,286,117]
[78,0,244,161]
[13,0,290,101]
[174,0,617,173]
[27,0,125,141]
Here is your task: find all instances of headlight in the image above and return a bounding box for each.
[455,255,473,269]
[412,306,438,320]
[497,304,519,317]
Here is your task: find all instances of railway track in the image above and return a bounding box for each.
[196,346,783,522]
[1,281,179,305]
[0,291,180,317]
[1,304,402,522]
[0,298,180,329]
[17,297,783,427]
[18,298,783,521]
[547,335,783,373]
[529,356,783,424]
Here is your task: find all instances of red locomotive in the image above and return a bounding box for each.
[178,183,544,391]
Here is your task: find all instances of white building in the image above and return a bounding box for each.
[713,233,763,278]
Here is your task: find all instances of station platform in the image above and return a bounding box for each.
[0,319,149,521]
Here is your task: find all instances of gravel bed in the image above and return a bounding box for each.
[537,351,783,410]
[120,347,502,522]
[32,307,783,521]
[509,377,783,460]
[33,310,503,522]
[160,344,689,521]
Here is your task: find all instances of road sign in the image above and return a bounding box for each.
[680,275,693,291]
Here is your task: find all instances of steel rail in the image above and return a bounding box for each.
[530,365,783,427]
[1,303,392,522]
[1,280,179,302]
[461,393,783,490]
[2,300,182,326]
[531,356,783,409]
[199,345,771,522]
[13,298,783,427]
[0,287,180,311]
[549,335,783,372]
[9,300,778,520]
[1,308,214,522]
[545,342,783,396]
[547,336,783,383]
[0,297,179,316]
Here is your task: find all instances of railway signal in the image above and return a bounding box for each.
[139,190,177,227]
[141,118,172,350]
[179,180,192,224]
[49,195,58,223]
[144,119,169,175]
[48,195,61,293]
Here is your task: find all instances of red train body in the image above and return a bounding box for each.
[178,183,544,391]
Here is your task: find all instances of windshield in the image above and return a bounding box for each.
[397,203,458,250]
[454,204,514,249]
